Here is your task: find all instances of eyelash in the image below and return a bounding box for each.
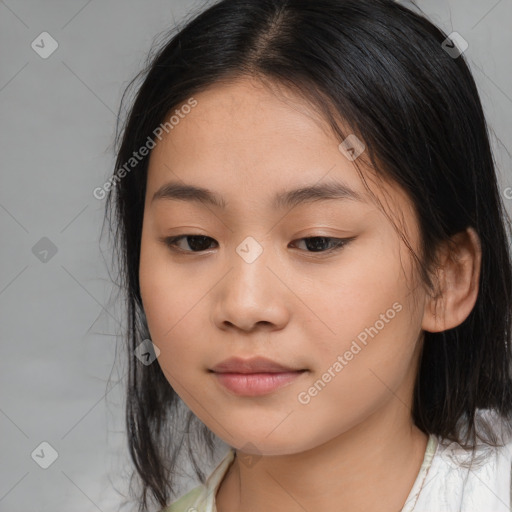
[160,235,352,255]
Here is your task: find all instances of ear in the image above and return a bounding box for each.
[422,227,482,333]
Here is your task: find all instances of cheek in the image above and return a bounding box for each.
[304,235,424,403]
[312,232,417,348]
[139,237,213,377]
[296,296,422,443]
[140,233,192,330]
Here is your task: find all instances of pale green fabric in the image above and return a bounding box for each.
[162,449,236,512]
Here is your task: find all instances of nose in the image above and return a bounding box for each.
[211,244,291,333]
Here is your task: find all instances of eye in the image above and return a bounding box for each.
[162,235,218,253]
[290,236,350,253]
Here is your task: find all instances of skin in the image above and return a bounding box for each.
[139,77,481,511]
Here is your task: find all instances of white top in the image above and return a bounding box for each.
[164,416,512,512]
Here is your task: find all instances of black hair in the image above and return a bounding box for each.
[103,0,512,509]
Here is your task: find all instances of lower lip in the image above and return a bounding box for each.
[212,371,306,396]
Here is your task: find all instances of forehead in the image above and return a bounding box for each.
[147,78,364,198]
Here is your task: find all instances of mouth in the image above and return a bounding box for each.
[210,370,307,396]
[209,356,308,396]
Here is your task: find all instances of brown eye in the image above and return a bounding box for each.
[290,237,350,252]
[163,235,217,252]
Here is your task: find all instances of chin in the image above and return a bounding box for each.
[225,431,314,457]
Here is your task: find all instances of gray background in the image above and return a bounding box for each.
[1,1,511,511]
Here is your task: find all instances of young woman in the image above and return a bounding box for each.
[105,0,512,510]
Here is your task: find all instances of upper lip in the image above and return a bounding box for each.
[210,356,304,374]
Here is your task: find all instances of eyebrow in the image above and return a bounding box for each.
[151,180,365,209]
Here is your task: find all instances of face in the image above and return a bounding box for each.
[139,77,429,456]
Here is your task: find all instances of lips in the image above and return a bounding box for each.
[209,357,308,396]
[210,356,304,374]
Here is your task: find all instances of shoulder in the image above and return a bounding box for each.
[414,410,512,511]
[436,409,512,480]
[160,448,236,512]
[160,484,205,512]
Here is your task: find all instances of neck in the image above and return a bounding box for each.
[216,407,429,512]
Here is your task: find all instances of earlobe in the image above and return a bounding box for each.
[422,227,482,333]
